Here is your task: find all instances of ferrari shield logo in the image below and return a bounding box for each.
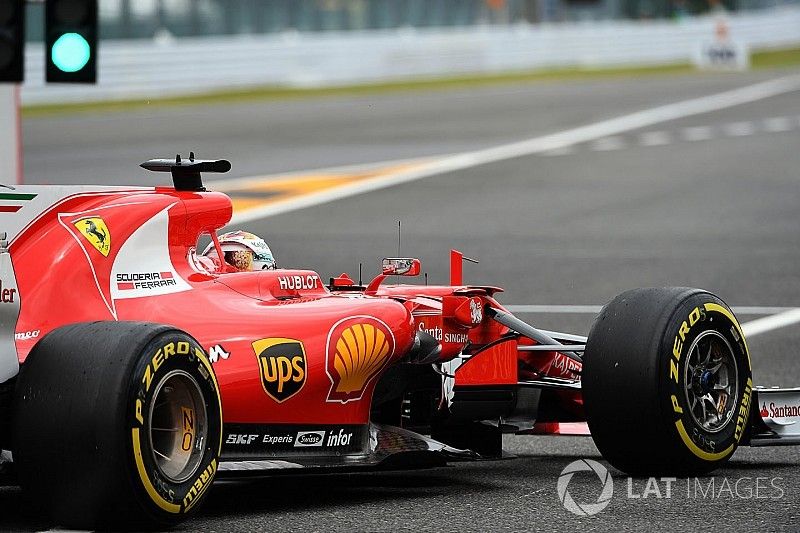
[74,217,111,257]
[253,338,307,403]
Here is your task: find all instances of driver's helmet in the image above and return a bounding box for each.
[202,231,276,272]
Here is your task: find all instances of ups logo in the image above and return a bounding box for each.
[253,338,307,403]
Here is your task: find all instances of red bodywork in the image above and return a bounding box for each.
[7,187,583,453]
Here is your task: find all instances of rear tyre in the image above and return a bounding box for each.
[13,321,222,529]
[583,288,752,476]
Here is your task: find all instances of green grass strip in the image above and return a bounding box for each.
[22,46,800,117]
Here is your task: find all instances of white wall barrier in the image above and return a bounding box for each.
[0,86,21,184]
[20,6,800,105]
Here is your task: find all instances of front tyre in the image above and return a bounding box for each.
[13,322,222,529]
[583,288,752,476]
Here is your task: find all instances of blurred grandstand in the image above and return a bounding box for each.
[19,0,800,106]
[23,0,800,40]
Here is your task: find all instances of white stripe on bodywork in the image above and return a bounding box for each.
[110,203,190,301]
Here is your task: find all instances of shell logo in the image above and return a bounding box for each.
[326,316,396,403]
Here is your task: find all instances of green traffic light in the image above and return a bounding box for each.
[51,32,91,73]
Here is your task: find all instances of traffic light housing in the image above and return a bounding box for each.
[0,0,25,82]
[45,0,97,83]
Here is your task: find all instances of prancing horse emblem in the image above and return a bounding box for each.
[74,217,111,257]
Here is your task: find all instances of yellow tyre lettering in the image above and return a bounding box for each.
[135,398,144,425]
[193,346,223,456]
[675,420,734,461]
[671,394,683,414]
[669,302,751,462]
[152,347,165,372]
[688,307,700,326]
[142,365,153,393]
[132,338,222,515]
[181,407,195,452]
[131,428,181,514]
[182,460,217,512]
[704,303,751,371]
[678,321,690,342]
[734,378,753,442]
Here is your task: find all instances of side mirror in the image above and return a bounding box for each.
[382,258,421,277]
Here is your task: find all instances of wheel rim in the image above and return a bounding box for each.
[683,330,739,434]
[148,370,208,483]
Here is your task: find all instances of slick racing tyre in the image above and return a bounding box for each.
[583,288,752,476]
[13,322,222,529]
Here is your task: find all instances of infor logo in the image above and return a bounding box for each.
[557,459,614,516]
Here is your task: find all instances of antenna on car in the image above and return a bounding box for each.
[140,153,231,192]
[397,220,401,257]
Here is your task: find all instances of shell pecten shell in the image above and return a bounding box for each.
[326,317,396,403]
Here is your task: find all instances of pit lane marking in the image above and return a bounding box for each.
[681,126,712,141]
[762,116,794,132]
[723,121,756,137]
[590,136,626,151]
[505,305,800,338]
[556,115,796,156]
[639,130,672,146]
[218,74,800,225]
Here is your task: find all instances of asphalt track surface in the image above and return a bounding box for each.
[5,67,800,531]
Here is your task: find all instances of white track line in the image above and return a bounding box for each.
[741,308,800,338]
[229,73,800,224]
[507,305,604,314]
[540,146,575,157]
[505,305,800,338]
[505,305,795,315]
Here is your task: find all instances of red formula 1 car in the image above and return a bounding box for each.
[0,157,797,528]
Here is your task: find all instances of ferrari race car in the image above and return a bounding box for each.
[0,156,798,528]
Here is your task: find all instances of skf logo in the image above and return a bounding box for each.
[326,316,395,403]
[74,216,111,257]
[253,338,306,403]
